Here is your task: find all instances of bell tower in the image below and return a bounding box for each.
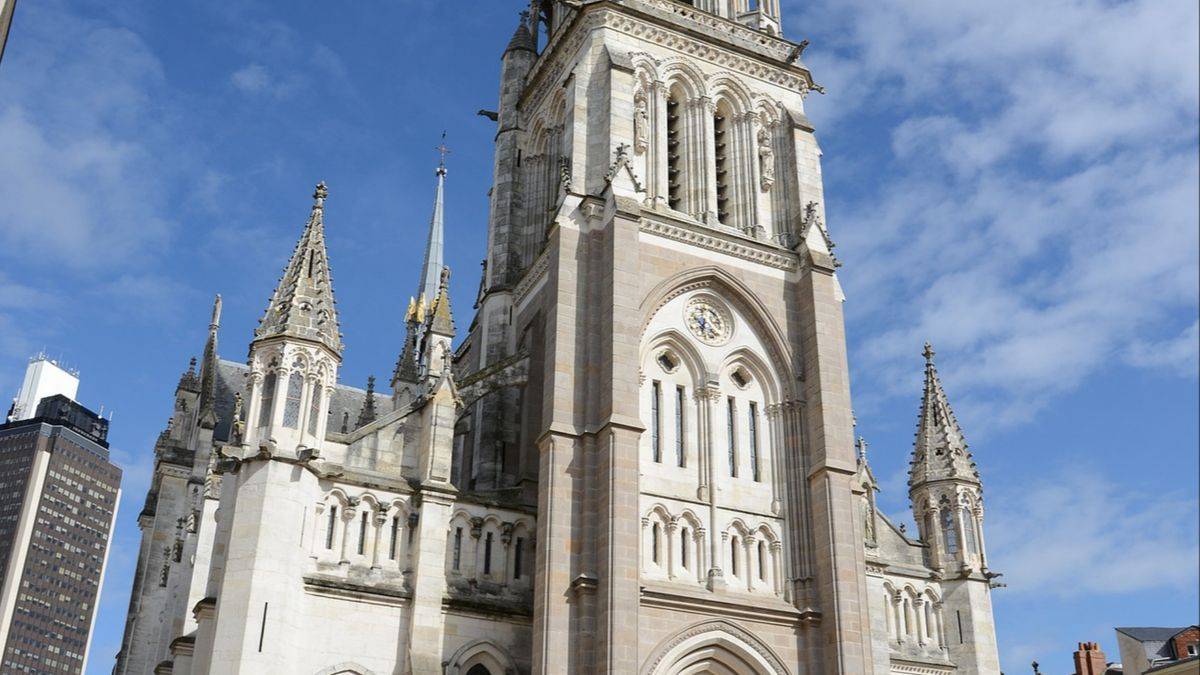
[456,1,872,673]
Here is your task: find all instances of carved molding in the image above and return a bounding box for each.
[640,618,794,675]
[641,218,799,271]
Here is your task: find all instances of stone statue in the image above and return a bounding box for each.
[757,127,775,191]
[633,91,650,154]
[230,392,246,446]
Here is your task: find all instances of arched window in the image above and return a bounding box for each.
[748,401,760,481]
[652,522,661,564]
[258,372,276,427]
[680,527,690,569]
[325,505,337,550]
[466,666,492,675]
[961,506,978,555]
[726,397,737,477]
[667,87,686,211]
[651,381,662,463]
[941,508,959,555]
[729,536,739,576]
[452,526,463,571]
[307,381,321,435]
[357,511,368,555]
[389,516,400,560]
[282,370,303,428]
[675,385,686,467]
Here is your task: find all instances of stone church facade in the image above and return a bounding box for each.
[113,1,1002,673]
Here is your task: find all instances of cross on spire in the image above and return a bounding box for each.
[435,133,450,176]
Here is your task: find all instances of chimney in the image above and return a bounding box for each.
[1073,642,1108,675]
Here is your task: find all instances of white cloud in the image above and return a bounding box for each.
[988,468,1200,596]
[792,0,1199,430]
[1127,320,1200,377]
[230,63,272,93]
[0,4,175,272]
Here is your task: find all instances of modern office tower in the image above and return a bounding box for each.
[0,394,122,674]
[7,355,80,423]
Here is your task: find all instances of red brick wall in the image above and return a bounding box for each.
[1171,627,1200,660]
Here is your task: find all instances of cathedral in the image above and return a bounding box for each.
[113,1,1002,674]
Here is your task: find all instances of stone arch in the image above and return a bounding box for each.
[660,59,707,100]
[642,329,709,383]
[444,638,518,675]
[642,619,791,675]
[708,75,754,114]
[314,661,376,675]
[639,267,797,394]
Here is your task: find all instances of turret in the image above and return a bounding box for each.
[908,343,1002,673]
[908,342,987,574]
[243,182,342,451]
[197,294,222,430]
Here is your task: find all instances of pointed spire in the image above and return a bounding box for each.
[178,357,200,392]
[418,138,449,311]
[356,376,378,427]
[908,342,980,490]
[506,13,536,54]
[429,266,455,336]
[198,294,222,429]
[255,182,343,356]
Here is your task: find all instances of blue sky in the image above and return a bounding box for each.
[0,1,1196,673]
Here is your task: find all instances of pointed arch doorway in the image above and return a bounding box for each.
[642,620,791,675]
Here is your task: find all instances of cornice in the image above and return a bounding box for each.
[640,215,800,271]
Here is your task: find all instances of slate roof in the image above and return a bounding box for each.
[211,359,392,442]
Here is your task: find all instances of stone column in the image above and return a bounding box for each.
[653,80,669,206]
[666,518,678,579]
[371,513,387,569]
[405,488,455,674]
[244,372,263,447]
[699,96,718,224]
[914,597,928,646]
[338,502,356,565]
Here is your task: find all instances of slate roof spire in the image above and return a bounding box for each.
[908,342,980,489]
[393,147,450,390]
[254,182,343,356]
[197,294,221,429]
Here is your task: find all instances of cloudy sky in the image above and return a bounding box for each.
[0,1,1196,673]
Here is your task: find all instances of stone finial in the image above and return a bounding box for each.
[909,341,980,491]
[313,181,328,205]
[356,376,378,428]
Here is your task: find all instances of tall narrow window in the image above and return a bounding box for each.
[651,523,661,564]
[258,373,276,427]
[667,90,684,210]
[484,532,494,575]
[941,509,959,555]
[758,540,767,581]
[651,381,662,463]
[961,507,978,555]
[713,103,731,225]
[452,527,463,571]
[675,386,686,467]
[389,517,399,560]
[325,506,337,550]
[680,528,689,569]
[357,511,367,555]
[307,382,321,435]
[282,370,303,429]
[514,537,524,580]
[730,536,739,576]
[727,397,738,477]
[749,402,760,481]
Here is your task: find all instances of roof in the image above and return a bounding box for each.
[211,360,392,441]
[1117,627,1193,642]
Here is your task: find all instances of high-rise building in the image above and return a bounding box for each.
[116,2,1003,673]
[0,394,122,675]
[7,355,81,424]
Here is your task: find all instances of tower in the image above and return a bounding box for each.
[455,1,870,672]
[205,183,344,673]
[909,343,1001,674]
